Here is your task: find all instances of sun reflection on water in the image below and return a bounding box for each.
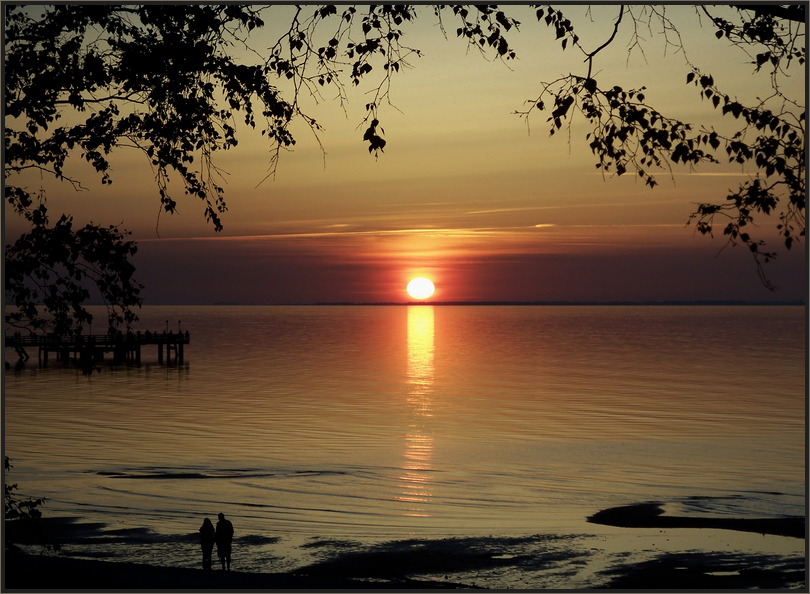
[398,306,435,516]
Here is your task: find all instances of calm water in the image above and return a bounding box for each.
[4,305,806,582]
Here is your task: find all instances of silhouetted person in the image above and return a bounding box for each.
[199,517,215,570]
[215,512,234,571]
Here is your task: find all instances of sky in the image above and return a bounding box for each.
[5,5,807,304]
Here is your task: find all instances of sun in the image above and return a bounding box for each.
[407,277,435,300]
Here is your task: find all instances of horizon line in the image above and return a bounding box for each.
[168,300,809,307]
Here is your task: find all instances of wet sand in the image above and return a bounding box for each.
[5,503,806,590]
[6,543,806,590]
[588,502,806,539]
[4,547,472,589]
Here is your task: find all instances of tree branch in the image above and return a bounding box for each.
[733,4,806,23]
[584,5,625,80]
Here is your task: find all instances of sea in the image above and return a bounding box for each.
[4,305,806,588]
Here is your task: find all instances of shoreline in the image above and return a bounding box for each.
[6,541,806,590]
[4,548,474,590]
[587,502,806,539]
[5,502,806,590]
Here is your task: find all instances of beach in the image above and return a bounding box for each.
[5,504,805,590]
[5,549,468,590]
[7,548,806,590]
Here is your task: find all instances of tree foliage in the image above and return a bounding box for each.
[5,4,294,333]
[5,215,141,335]
[4,4,805,332]
[516,4,804,289]
[5,457,45,522]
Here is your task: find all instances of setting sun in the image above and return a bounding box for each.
[407,278,435,300]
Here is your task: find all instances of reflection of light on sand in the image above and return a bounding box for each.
[397,306,435,516]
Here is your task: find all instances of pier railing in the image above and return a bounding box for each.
[5,331,189,365]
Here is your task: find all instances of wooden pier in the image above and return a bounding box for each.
[5,331,189,366]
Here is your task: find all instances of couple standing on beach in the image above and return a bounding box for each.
[199,513,234,571]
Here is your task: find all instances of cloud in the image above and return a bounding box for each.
[136,225,558,243]
[465,199,684,215]
[584,172,752,177]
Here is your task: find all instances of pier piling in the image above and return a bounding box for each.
[5,331,189,368]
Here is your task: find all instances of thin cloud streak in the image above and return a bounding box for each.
[566,223,685,228]
[465,199,685,215]
[137,227,532,242]
[137,222,690,243]
[584,172,753,177]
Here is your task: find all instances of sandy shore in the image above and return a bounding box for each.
[5,544,806,590]
[587,502,806,538]
[4,503,805,590]
[4,547,471,589]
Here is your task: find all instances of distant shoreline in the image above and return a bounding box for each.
[78,300,807,307]
[206,300,807,306]
[312,300,807,306]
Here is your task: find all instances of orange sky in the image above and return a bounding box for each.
[5,5,806,303]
